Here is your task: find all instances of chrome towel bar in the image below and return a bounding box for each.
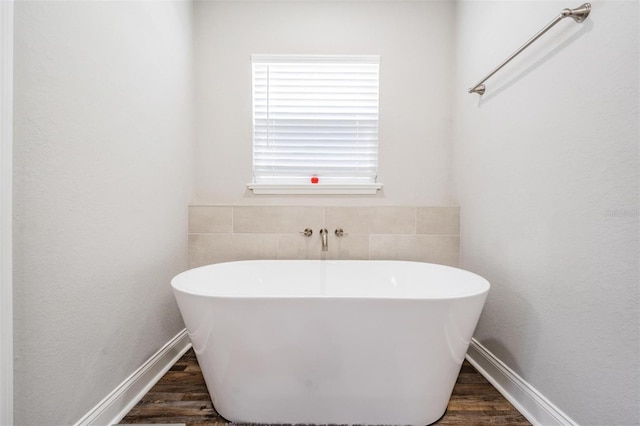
[468,3,591,95]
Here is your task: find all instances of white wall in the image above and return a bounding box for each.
[13,1,193,424]
[193,0,455,206]
[452,1,639,425]
[1,1,14,424]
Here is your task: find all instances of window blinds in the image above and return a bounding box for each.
[252,55,380,185]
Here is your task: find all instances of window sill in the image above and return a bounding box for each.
[247,183,383,195]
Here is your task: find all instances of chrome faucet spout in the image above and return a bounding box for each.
[320,229,328,252]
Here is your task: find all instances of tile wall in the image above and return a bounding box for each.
[188,206,460,268]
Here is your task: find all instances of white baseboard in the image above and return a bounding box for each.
[74,329,192,426]
[75,332,572,426]
[466,338,578,426]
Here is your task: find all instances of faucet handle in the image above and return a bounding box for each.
[299,228,313,237]
[335,228,348,237]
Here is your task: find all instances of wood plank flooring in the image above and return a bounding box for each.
[120,349,530,426]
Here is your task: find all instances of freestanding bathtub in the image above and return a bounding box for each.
[171,260,490,425]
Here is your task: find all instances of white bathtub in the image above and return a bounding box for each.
[171,260,490,425]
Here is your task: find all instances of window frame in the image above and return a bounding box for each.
[248,54,383,195]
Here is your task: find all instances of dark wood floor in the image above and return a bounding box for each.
[120,349,530,426]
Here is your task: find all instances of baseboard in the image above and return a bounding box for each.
[75,331,572,426]
[466,338,578,426]
[74,329,192,426]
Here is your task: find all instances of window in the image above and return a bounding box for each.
[249,55,382,195]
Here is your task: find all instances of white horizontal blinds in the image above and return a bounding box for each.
[252,55,379,184]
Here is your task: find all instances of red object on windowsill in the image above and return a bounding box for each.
[310,176,319,184]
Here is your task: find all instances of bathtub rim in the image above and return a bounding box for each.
[171,259,490,301]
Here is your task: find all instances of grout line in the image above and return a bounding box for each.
[322,206,326,229]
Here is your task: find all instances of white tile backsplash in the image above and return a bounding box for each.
[189,205,459,267]
[188,206,232,233]
[369,234,460,266]
[417,207,460,234]
[234,206,323,234]
[189,233,278,268]
[325,206,416,234]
